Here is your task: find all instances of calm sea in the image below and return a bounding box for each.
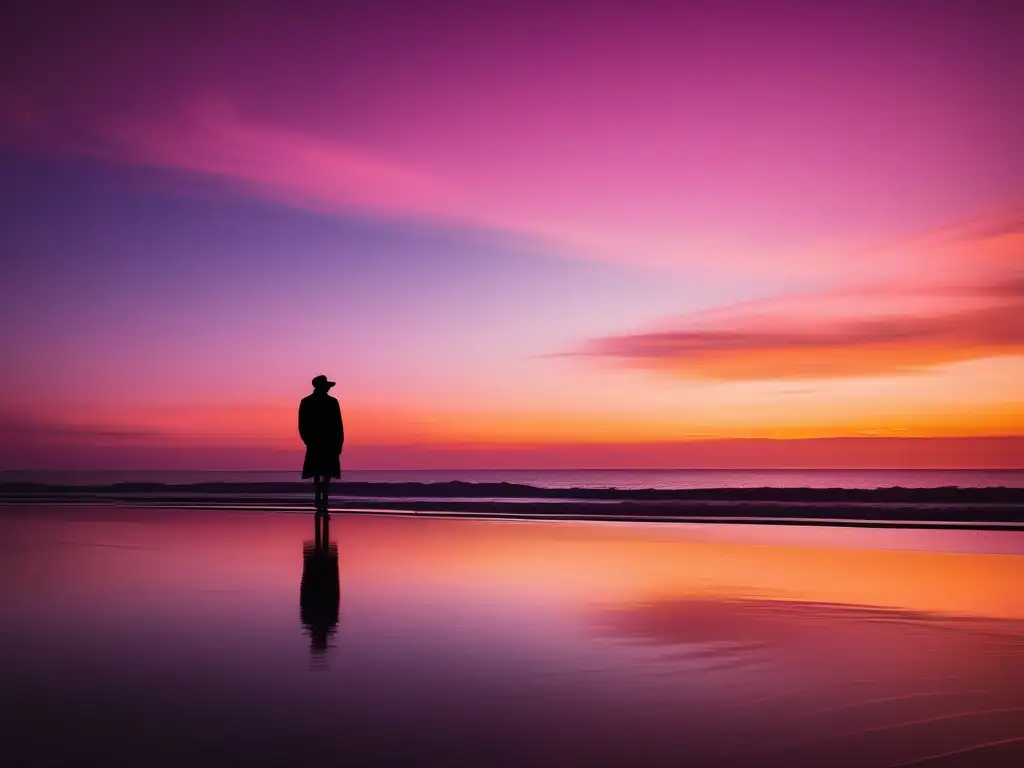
[2,468,1022,488]
[2,508,1022,766]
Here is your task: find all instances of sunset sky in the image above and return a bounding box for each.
[1,0,1021,469]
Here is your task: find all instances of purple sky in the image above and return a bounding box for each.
[1,0,1021,468]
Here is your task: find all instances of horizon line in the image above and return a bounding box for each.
[4,467,1021,473]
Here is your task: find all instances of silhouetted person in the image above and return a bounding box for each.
[300,514,340,668]
[299,375,343,517]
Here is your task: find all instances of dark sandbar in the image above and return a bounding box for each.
[2,481,1021,528]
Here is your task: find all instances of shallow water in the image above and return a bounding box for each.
[1,506,1022,766]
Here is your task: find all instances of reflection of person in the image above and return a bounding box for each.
[298,375,344,517]
[300,514,340,668]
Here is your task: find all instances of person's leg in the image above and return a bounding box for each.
[321,477,331,518]
[313,475,324,514]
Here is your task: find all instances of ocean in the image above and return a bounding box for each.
[2,507,1022,766]
[2,467,1022,489]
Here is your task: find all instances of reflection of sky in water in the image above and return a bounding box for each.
[1,507,1022,766]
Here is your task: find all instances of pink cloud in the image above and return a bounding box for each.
[2,97,593,254]
[1,59,1018,283]
[2,0,1021,282]
[3,75,1018,282]
[12,94,1018,284]
[19,93,1018,286]
[90,99,462,224]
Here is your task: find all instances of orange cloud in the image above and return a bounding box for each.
[581,300,1022,379]
[575,211,1024,379]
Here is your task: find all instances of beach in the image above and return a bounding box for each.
[1,504,1022,766]
[6,1,1021,764]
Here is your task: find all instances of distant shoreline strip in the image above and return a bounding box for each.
[1,481,1021,529]
[1,480,1022,503]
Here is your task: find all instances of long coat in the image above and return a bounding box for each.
[298,392,344,478]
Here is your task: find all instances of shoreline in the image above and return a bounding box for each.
[1,503,1020,530]
[2,481,1022,530]
[2,480,1022,502]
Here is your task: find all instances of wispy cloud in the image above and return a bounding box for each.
[0,415,172,445]
[92,99,462,223]
[578,299,1022,379]
[6,91,1018,280]
[572,211,1024,379]
[2,95,578,254]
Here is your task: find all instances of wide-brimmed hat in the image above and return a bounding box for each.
[311,375,336,390]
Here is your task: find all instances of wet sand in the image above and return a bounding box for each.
[2,482,1022,528]
[1,505,1022,766]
